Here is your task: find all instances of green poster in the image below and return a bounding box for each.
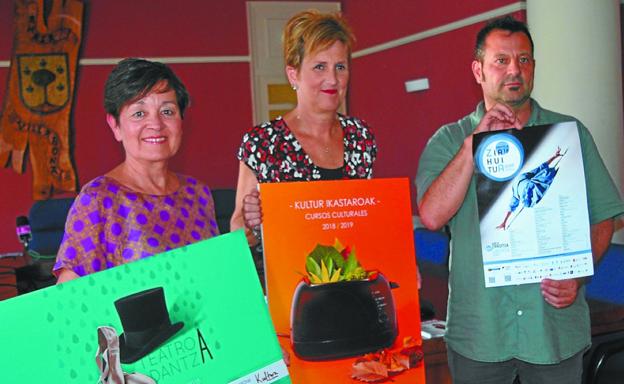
[0,230,289,384]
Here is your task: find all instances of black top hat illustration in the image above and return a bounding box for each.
[114,287,184,363]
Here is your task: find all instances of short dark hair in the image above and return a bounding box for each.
[104,58,190,121]
[474,16,534,61]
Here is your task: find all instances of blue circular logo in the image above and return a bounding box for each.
[475,133,524,181]
[495,141,509,155]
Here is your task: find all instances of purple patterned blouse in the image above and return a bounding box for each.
[54,175,218,277]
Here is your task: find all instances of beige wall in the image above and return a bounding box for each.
[528,0,624,243]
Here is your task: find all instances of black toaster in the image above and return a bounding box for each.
[290,272,399,360]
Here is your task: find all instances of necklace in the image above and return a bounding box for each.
[294,113,339,156]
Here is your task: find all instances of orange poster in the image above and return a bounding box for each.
[260,178,425,383]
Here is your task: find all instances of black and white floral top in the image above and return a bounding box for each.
[237,115,377,182]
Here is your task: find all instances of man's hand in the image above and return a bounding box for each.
[541,278,580,308]
[474,103,523,134]
[418,103,523,231]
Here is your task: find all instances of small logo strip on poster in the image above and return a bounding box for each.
[228,359,289,384]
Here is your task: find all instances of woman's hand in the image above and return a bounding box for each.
[417,268,422,290]
[243,189,263,230]
[231,162,262,246]
[56,268,79,284]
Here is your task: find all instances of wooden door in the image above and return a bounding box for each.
[247,1,341,124]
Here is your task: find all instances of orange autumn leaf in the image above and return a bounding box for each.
[351,359,389,382]
[400,335,424,367]
[376,350,405,373]
[402,335,422,348]
[400,345,424,368]
[351,335,423,381]
[388,354,408,373]
[395,353,411,370]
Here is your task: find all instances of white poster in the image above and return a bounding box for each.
[473,122,593,287]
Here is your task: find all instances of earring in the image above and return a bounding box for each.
[291,84,298,91]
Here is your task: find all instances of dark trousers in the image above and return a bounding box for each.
[447,346,583,384]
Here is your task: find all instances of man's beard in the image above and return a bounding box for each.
[499,86,531,107]
[484,74,532,107]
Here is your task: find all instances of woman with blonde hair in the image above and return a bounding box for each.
[231,10,377,243]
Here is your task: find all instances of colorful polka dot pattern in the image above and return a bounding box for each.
[54,175,219,276]
[237,114,377,182]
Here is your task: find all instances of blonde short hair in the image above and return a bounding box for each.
[282,9,355,70]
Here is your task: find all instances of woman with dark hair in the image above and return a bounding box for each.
[231,10,377,244]
[54,58,219,283]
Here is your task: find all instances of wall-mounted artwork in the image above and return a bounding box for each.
[0,0,84,199]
